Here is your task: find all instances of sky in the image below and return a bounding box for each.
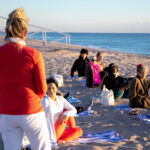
[0,0,150,33]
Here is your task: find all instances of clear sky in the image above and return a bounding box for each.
[0,0,150,33]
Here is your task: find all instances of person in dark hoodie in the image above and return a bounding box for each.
[71,49,89,77]
[103,63,131,99]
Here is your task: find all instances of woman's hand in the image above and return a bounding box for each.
[58,114,67,124]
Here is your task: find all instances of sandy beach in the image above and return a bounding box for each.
[0,36,150,150]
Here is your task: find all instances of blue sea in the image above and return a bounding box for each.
[28,32,150,55]
[1,32,150,55]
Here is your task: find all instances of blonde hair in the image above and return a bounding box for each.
[5,8,29,40]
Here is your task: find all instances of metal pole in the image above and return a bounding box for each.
[42,31,44,41]
[66,34,67,48]
[44,32,46,41]
[68,34,70,49]
[44,31,46,45]
[43,31,46,46]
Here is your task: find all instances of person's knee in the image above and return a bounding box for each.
[76,127,83,136]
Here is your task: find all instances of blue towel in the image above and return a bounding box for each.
[137,114,150,124]
[67,75,78,80]
[75,110,93,117]
[67,96,81,103]
[114,104,131,111]
[24,131,126,148]
[69,130,126,143]
[80,79,86,84]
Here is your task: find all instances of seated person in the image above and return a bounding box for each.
[42,78,83,145]
[71,48,89,77]
[85,56,101,88]
[129,64,150,108]
[103,63,130,99]
[96,52,108,85]
[96,52,105,71]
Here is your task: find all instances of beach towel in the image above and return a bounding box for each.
[69,130,126,144]
[137,114,150,124]
[75,110,93,117]
[67,96,81,103]
[23,130,126,149]
[67,75,78,80]
[80,79,86,84]
[114,104,131,111]
[114,105,148,114]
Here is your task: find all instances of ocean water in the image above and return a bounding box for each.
[69,33,150,55]
[28,32,150,55]
[1,32,150,55]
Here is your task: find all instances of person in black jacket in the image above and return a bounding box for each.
[71,49,89,77]
[103,63,131,99]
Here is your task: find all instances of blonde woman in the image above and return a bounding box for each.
[0,8,51,150]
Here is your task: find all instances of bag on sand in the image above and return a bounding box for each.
[100,85,114,105]
[52,74,63,87]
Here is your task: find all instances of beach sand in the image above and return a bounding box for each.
[41,45,150,150]
[0,36,150,150]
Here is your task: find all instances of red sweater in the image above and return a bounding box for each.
[0,42,47,115]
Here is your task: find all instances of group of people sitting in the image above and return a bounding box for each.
[71,49,107,88]
[71,49,150,106]
[71,49,131,99]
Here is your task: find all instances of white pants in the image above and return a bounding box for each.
[0,112,51,150]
